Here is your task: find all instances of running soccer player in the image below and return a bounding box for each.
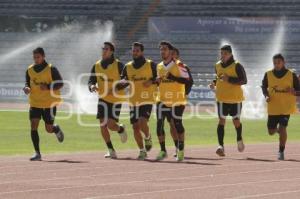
[23,47,64,161]
[209,45,247,157]
[156,41,193,161]
[88,42,127,159]
[261,54,300,160]
[116,42,156,160]
[170,47,193,157]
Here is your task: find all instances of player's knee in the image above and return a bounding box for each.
[100,126,107,133]
[31,125,38,131]
[171,125,177,134]
[174,120,185,134]
[132,123,140,132]
[218,118,226,125]
[31,127,38,131]
[278,125,286,134]
[140,117,148,123]
[268,129,277,135]
[45,125,53,133]
[106,119,116,130]
[31,130,38,134]
[278,125,286,130]
[232,118,240,127]
[30,119,40,130]
[138,117,148,127]
[99,118,108,127]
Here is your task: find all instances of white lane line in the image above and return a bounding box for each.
[83,177,300,199]
[0,158,131,169]
[0,148,300,172]
[0,151,298,179]
[0,153,283,178]
[226,189,300,198]
[1,141,299,165]
[0,147,280,164]
[1,164,300,196]
[2,141,298,163]
[1,161,299,186]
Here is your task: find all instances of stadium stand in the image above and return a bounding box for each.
[0,0,300,88]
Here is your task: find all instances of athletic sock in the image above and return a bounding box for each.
[279,145,285,153]
[118,125,124,134]
[217,124,225,146]
[236,123,242,141]
[160,141,166,152]
[31,130,40,154]
[145,135,151,140]
[52,124,60,134]
[178,141,184,151]
[106,141,114,151]
[174,140,179,149]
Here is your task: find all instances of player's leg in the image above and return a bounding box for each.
[216,102,226,157]
[107,119,127,143]
[43,107,64,143]
[231,103,244,152]
[139,116,150,138]
[130,106,147,160]
[106,103,127,143]
[138,104,153,152]
[99,118,117,159]
[170,119,178,157]
[232,118,244,152]
[29,107,42,161]
[277,115,290,160]
[267,115,279,135]
[278,125,287,160]
[156,102,168,160]
[97,100,116,158]
[172,105,185,162]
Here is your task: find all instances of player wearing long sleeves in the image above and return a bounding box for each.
[261,53,300,160]
[23,47,64,161]
[155,41,193,162]
[209,45,247,157]
[88,42,127,159]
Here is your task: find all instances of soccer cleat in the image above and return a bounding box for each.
[137,150,147,160]
[30,153,42,161]
[176,150,184,162]
[216,145,225,157]
[144,136,152,152]
[54,125,64,143]
[237,140,245,152]
[104,149,117,159]
[118,124,127,143]
[156,151,168,161]
[278,152,285,160]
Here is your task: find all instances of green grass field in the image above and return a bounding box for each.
[0,110,300,156]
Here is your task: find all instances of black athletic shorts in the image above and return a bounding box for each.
[97,99,122,122]
[156,102,185,122]
[217,102,242,119]
[267,115,290,129]
[29,107,56,124]
[156,102,185,135]
[130,104,153,124]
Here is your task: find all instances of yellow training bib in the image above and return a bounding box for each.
[126,59,157,106]
[95,59,125,104]
[157,60,186,107]
[28,64,62,108]
[267,69,297,115]
[215,61,244,103]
